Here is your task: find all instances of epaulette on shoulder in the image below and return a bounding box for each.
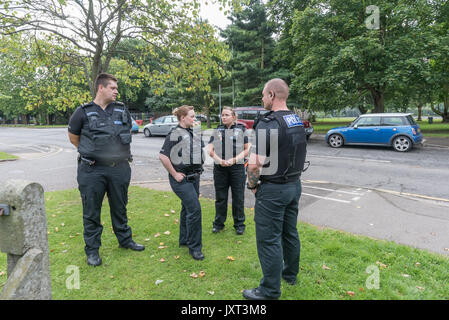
[260,111,275,122]
[81,102,94,108]
[114,101,125,107]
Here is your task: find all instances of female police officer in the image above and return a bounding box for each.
[208,107,250,235]
[159,105,205,260]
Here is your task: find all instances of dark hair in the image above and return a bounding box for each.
[173,105,194,120]
[94,73,118,93]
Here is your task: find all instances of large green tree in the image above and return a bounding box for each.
[0,1,239,121]
[289,0,438,114]
[221,0,275,106]
[0,0,238,96]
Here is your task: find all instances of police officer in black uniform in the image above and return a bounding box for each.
[208,107,250,235]
[243,79,307,300]
[159,105,205,260]
[68,73,144,267]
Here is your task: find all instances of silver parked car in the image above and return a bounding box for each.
[143,115,179,137]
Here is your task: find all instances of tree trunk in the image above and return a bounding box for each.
[417,103,422,121]
[370,89,385,113]
[430,100,449,123]
[443,99,449,123]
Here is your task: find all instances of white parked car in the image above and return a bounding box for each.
[143,115,179,137]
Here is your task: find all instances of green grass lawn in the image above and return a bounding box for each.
[1,186,449,300]
[0,151,18,160]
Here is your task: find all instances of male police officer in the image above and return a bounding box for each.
[243,78,307,300]
[68,73,144,267]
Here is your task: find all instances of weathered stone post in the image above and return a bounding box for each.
[0,180,51,300]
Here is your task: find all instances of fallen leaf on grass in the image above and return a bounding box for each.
[174,255,180,260]
[227,256,235,261]
[158,246,167,249]
[55,227,59,232]
[190,272,199,278]
[402,274,410,278]
[0,271,5,277]
[174,219,179,224]
[154,233,161,238]
[170,210,176,214]
[207,291,215,295]
[159,258,166,263]
[346,291,355,297]
[322,264,331,270]
[155,280,164,285]
[199,271,206,277]
[376,261,388,269]
[416,286,424,290]
[164,214,170,217]
[164,231,171,235]
[144,238,151,242]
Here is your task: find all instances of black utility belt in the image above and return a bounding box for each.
[79,156,130,167]
[181,169,203,181]
[260,177,300,185]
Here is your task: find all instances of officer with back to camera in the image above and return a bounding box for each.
[243,78,307,300]
[68,73,145,267]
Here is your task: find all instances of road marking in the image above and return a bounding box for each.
[303,185,364,196]
[302,192,351,204]
[304,179,449,204]
[308,154,391,163]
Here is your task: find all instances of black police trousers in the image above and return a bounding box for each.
[77,160,133,255]
[213,164,246,231]
[169,174,202,252]
[254,180,302,299]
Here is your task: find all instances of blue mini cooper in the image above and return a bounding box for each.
[325,113,423,152]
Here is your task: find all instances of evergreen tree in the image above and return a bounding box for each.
[221,0,275,106]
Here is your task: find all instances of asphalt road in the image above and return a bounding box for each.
[1,127,449,255]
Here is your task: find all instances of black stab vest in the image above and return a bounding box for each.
[256,110,307,184]
[78,102,132,162]
[168,126,204,174]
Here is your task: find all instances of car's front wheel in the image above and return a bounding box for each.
[392,136,412,152]
[144,128,152,137]
[328,134,344,148]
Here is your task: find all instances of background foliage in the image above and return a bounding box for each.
[0,0,448,123]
